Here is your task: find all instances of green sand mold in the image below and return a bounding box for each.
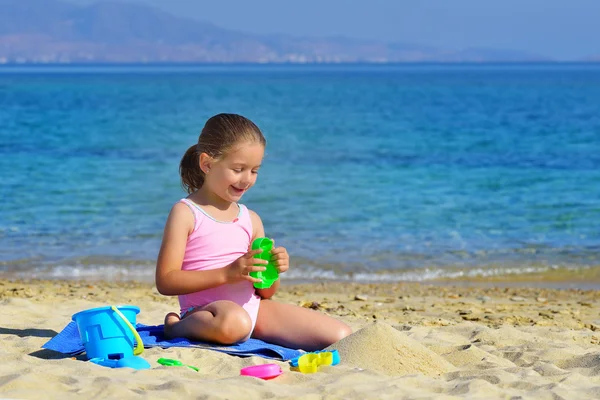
[250,237,279,289]
[157,358,199,372]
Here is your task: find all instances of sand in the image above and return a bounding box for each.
[1,279,600,399]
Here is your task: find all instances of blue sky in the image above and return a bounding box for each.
[65,0,600,60]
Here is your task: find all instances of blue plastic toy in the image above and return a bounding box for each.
[71,305,150,370]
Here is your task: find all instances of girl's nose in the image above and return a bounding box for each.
[241,172,254,186]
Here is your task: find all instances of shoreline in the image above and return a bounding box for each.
[2,278,599,399]
[2,278,599,332]
[4,258,600,291]
[3,265,600,290]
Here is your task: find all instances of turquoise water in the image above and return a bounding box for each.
[2,64,600,282]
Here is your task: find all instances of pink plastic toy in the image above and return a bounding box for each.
[240,364,283,380]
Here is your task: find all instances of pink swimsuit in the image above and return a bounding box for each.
[178,198,261,331]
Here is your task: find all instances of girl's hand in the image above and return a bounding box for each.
[226,249,267,284]
[271,245,289,273]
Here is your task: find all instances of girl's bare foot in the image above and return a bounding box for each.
[164,312,181,339]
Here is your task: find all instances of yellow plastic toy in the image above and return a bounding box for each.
[297,351,334,373]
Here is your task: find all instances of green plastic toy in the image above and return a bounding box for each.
[249,237,279,289]
[157,358,199,372]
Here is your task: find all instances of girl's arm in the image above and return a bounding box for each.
[155,203,228,295]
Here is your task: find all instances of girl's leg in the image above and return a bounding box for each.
[164,300,253,344]
[252,299,352,351]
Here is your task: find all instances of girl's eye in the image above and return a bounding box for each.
[252,170,259,174]
[233,169,242,173]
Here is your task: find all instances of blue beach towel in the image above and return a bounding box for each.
[43,321,303,361]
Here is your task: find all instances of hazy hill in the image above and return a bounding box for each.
[0,0,551,63]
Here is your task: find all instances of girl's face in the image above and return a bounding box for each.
[201,141,264,204]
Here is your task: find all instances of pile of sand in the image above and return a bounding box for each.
[327,321,456,377]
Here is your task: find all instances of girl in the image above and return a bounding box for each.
[155,113,352,351]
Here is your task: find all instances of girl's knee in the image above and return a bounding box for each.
[216,308,253,344]
[330,322,352,344]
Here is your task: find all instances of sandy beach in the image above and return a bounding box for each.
[1,278,600,399]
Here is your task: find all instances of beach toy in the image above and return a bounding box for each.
[292,350,339,373]
[240,364,283,380]
[71,305,150,370]
[297,352,332,373]
[249,237,279,289]
[157,358,199,372]
[290,349,340,368]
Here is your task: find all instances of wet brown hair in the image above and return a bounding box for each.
[179,113,266,194]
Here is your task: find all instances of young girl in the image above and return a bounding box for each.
[155,113,352,351]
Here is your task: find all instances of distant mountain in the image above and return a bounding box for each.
[0,0,552,63]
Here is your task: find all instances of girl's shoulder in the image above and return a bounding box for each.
[177,198,199,216]
[177,198,210,231]
[239,203,260,220]
[242,206,264,238]
[165,199,196,235]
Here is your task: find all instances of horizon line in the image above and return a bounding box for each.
[1,61,600,67]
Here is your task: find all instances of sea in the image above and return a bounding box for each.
[2,63,600,287]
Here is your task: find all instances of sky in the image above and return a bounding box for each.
[64,0,600,60]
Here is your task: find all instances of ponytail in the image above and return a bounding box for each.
[179,144,205,194]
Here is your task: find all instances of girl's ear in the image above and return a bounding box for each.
[199,153,212,174]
